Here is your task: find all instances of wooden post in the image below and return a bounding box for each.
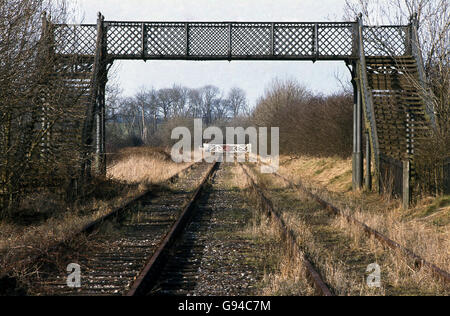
[402,160,410,209]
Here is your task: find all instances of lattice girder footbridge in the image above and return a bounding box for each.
[53,20,411,61]
[42,13,433,197]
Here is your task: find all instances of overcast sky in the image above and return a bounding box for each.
[69,0,352,107]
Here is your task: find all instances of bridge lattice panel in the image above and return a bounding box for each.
[51,22,409,60]
[363,26,408,56]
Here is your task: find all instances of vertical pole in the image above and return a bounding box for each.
[270,23,275,56]
[402,160,410,209]
[82,12,105,180]
[314,23,319,61]
[228,23,232,60]
[39,12,49,164]
[406,16,413,55]
[365,131,372,190]
[100,80,106,175]
[95,76,106,175]
[94,13,107,176]
[141,23,147,59]
[95,109,101,172]
[185,23,189,56]
[352,64,363,190]
[357,80,363,186]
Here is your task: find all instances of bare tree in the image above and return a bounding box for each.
[169,84,189,118]
[187,88,203,118]
[201,85,221,125]
[252,78,352,157]
[0,0,81,215]
[156,88,174,120]
[227,87,249,118]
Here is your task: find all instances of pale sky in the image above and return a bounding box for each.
[68,0,353,107]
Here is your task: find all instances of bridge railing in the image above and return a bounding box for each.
[53,24,97,56]
[51,21,410,60]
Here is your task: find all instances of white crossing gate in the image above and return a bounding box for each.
[203,144,252,154]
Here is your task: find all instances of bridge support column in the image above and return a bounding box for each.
[94,79,106,176]
[352,70,363,190]
[365,131,372,190]
[83,12,108,180]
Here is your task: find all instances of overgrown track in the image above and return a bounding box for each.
[258,161,450,285]
[32,162,216,296]
[127,162,219,296]
[238,163,333,296]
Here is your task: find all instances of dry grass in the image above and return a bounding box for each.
[235,164,316,296]
[0,146,191,282]
[108,147,191,184]
[273,154,449,294]
[279,155,353,193]
[280,211,384,296]
[246,164,380,295]
[332,212,448,295]
[279,155,449,269]
[240,193,316,296]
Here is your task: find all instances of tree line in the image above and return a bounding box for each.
[106,84,249,151]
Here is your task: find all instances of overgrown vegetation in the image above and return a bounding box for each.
[0,0,89,217]
[256,155,449,295]
[252,78,353,158]
[0,146,190,279]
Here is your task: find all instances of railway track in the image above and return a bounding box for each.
[238,163,333,296]
[127,162,219,295]
[25,158,448,296]
[254,160,450,287]
[31,162,217,296]
[128,163,273,296]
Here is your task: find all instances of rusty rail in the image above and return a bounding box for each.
[262,163,450,285]
[127,162,219,296]
[239,163,333,296]
[77,162,197,234]
[1,163,197,280]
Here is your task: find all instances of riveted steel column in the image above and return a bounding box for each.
[90,12,108,177]
[352,69,363,190]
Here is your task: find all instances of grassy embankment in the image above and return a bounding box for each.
[0,147,190,280]
[271,155,449,294]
